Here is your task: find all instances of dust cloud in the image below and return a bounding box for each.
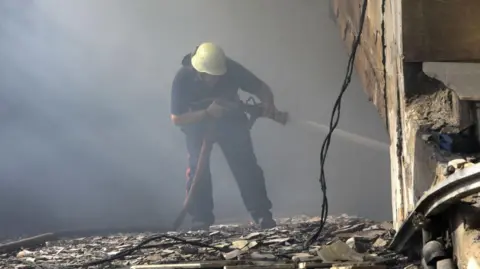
[0,0,391,237]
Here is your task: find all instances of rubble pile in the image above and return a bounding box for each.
[0,215,414,269]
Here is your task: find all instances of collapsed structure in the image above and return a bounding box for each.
[1,215,405,269]
[331,0,480,268]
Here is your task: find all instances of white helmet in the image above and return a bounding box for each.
[191,42,227,76]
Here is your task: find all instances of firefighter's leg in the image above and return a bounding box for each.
[217,126,275,228]
[185,135,215,228]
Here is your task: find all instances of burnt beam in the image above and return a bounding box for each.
[402,0,480,62]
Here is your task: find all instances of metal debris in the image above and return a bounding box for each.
[332,224,366,235]
[330,265,386,269]
[317,240,366,262]
[224,265,295,269]
[347,237,371,254]
[372,238,388,248]
[250,252,277,260]
[0,215,408,269]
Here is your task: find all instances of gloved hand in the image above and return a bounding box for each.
[262,101,277,118]
[205,100,228,119]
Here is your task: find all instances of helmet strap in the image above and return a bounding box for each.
[192,45,200,57]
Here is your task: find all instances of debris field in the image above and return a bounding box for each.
[0,215,417,269]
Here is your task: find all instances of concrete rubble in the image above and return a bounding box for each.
[0,215,418,269]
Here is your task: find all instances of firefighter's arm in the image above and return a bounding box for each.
[170,110,209,126]
[171,71,212,126]
[255,83,276,117]
[232,60,276,117]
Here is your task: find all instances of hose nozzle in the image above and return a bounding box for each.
[272,110,289,125]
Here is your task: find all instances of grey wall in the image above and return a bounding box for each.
[0,0,391,236]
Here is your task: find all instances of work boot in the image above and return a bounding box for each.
[252,211,276,229]
[259,217,276,229]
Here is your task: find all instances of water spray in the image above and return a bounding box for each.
[286,115,389,152]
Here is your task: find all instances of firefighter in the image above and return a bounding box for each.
[170,42,277,230]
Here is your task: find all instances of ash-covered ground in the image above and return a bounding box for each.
[0,215,417,269]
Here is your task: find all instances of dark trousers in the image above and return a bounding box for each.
[184,124,272,225]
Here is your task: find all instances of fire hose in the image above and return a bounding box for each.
[172,97,288,231]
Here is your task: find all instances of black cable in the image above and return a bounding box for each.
[79,233,228,268]
[304,0,369,248]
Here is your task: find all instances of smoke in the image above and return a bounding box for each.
[0,0,391,237]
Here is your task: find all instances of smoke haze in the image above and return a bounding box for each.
[0,0,390,237]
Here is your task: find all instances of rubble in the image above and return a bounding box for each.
[345,237,369,253]
[317,241,366,263]
[0,215,410,269]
